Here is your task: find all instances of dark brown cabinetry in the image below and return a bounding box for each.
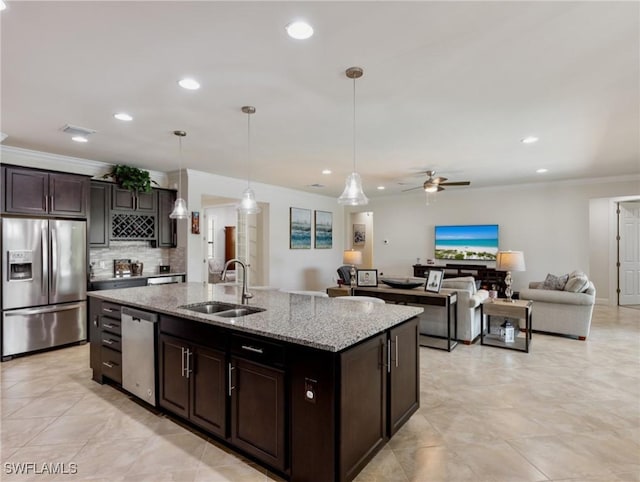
[89,299,123,384]
[88,278,148,291]
[111,186,156,212]
[158,327,227,437]
[413,263,506,295]
[89,181,110,247]
[3,166,89,217]
[157,189,177,247]
[230,336,286,472]
[388,318,419,436]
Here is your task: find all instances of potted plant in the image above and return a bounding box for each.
[103,165,158,192]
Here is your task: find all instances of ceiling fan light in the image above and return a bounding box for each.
[424,184,438,193]
[238,187,261,214]
[338,172,369,206]
[169,197,188,219]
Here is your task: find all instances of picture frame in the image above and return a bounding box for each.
[191,211,200,234]
[314,210,333,249]
[290,207,312,249]
[356,269,378,287]
[425,269,444,293]
[353,223,366,246]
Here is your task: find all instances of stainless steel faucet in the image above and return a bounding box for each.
[221,258,253,303]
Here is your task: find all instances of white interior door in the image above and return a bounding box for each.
[619,201,640,305]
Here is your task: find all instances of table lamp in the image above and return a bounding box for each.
[496,250,525,302]
[343,249,363,288]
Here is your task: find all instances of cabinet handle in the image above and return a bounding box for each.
[102,338,114,345]
[228,363,235,396]
[241,345,263,354]
[102,361,114,368]
[395,335,399,368]
[93,316,98,327]
[181,347,185,378]
[103,308,115,313]
[102,323,115,329]
[387,340,391,373]
[185,349,192,379]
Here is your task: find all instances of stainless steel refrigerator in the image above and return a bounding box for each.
[1,217,87,359]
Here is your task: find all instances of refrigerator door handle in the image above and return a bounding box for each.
[41,227,48,296]
[3,302,85,316]
[50,228,57,295]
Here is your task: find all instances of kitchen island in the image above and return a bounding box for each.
[88,283,423,482]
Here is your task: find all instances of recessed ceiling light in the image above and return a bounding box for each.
[377,186,385,190]
[285,21,314,40]
[536,168,548,174]
[71,136,88,143]
[0,1,7,11]
[114,113,133,121]
[322,169,332,175]
[178,78,200,90]
[521,136,539,144]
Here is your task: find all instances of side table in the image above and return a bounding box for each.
[481,299,533,352]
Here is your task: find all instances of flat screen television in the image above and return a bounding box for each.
[434,224,499,261]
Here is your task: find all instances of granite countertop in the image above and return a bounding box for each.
[88,283,423,352]
[90,272,186,282]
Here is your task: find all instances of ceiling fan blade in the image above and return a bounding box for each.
[439,181,471,186]
[432,176,448,184]
[401,186,424,192]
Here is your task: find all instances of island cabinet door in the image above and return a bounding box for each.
[88,299,102,382]
[158,334,189,419]
[189,344,227,438]
[388,317,420,436]
[339,333,387,482]
[230,356,286,472]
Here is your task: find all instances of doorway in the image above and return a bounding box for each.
[348,211,374,268]
[618,201,640,305]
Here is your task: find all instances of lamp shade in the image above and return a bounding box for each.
[238,187,261,214]
[496,251,526,272]
[343,249,362,266]
[169,197,188,219]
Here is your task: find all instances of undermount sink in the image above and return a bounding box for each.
[215,307,265,318]
[180,302,265,318]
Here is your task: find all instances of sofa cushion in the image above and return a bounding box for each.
[564,272,590,293]
[540,273,569,290]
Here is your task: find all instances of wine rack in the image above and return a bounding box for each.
[111,213,156,240]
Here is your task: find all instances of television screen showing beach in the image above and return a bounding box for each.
[434,224,499,261]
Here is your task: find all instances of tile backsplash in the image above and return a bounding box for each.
[90,241,186,278]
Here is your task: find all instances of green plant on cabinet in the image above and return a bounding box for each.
[103,165,158,193]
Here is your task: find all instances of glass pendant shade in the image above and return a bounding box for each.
[338,172,369,206]
[169,197,188,219]
[238,187,261,214]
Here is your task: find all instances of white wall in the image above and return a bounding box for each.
[349,176,639,304]
[186,169,345,291]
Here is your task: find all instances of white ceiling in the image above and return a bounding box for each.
[1,1,638,198]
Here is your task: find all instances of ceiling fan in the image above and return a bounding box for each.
[402,170,471,193]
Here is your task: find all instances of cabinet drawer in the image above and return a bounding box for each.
[101,332,122,352]
[101,302,122,316]
[231,334,285,367]
[101,317,121,335]
[101,346,122,384]
[159,315,226,351]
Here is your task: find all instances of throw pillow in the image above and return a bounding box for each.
[541,273,569,290]
[564,273,589,293]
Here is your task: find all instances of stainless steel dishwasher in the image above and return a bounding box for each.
[122,306,158,406]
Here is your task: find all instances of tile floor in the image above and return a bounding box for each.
[1,304,639,481]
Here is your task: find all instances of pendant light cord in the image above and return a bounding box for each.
[247,111,251,188]
[352,75,356,173]
[177,136,182,197]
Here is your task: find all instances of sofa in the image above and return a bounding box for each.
[419,276,488,344]
[519,272,596,340]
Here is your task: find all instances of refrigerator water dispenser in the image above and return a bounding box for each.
[8,250,33,281]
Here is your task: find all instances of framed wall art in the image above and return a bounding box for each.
[314,210,333,249]
[353,223,366,246]
[290,207,312,249]
[191,211,200,234]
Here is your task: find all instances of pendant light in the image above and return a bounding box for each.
[238,105,261,214]
[169,130,189,219]
[338,67,369,206]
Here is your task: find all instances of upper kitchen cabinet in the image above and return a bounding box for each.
[2,165,89,218]
[157,189,177,248]
[89,181,111,247]
[111,186,156,213]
